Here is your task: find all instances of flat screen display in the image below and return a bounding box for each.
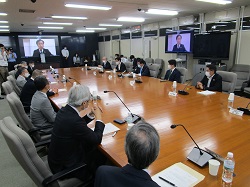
[165,30,194,53]
[193,32,231,59]
[18,35,60,57]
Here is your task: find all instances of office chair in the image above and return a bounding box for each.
[7,75,21,96]
[217,71,237,93]
[176,67,188,84]
[229,64,250,91]
[2,81,14,95]
[149,64,160,78]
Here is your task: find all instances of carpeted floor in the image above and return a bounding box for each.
[0,97,36,187]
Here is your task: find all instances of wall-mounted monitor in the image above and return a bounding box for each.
[165,30,194,53]
[18,35,60,57]
[193,32,231,60]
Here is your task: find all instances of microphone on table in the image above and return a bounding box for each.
[118,70,126,78]
[61,74,71,83]
[178,72,201,95]
[68,77,81,85]
[170,124,213,167]
[237,102,250,115]
[104,90,141,123]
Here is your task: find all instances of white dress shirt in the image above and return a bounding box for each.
[0,51,8,66]
[207,74,215,87]
[61,49,69,58]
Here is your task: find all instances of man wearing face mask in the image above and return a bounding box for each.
[61,45,69,68]
[27,61,35,75]
[99,56,112,70]
[48,85,105,182]
[164,59,181,83]
[115,57,127,72]
[133,59,150,76]
[16,67,30,90]
[30,76,57,133]
[196,64,222,92]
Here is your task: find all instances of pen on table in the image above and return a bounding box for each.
[159,176,177,187]
[112,131,117,137]
[98,106,103,113]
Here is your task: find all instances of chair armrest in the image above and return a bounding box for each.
[28,125,53,135]
[42,163,89,187]
[35,139,51,148]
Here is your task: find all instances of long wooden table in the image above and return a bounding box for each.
[47,67,250,187]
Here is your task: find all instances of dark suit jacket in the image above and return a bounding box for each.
[95,164,159,187]
[20,79,54,112]
[116,62,127,72]
[172,44,187,52]
[132,58,138,69]
[133,65,150,76]
[27,66,34,75]
[48,104,105,179]
[199,73,222,92]
[164,68,181,83]
[33,48,52,57]
[102,61,112,70]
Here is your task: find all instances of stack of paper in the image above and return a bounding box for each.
[92,122,120,135]
[152,162,205,187]
[197,90,216,96]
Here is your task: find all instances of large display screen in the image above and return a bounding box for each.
[18,35,60,57]
[193,32,231,59]
[165,30,194,53]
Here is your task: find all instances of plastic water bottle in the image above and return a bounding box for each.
[222,152,235,185]
[172,81,177,94]
[228,93,234,109]
[126,113,133,123]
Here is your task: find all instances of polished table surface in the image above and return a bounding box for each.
[47,67,250,187]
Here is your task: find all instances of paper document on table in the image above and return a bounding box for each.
[50,81,58,84]
[197,90,216,96]
[92,123,120,135]
[58,88,67,92]
[152,162,204,187]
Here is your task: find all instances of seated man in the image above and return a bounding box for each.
[15,61,28,79]
[133,59,150,77]
[48,85,105,181]
[95,122,160,187]
[164,59,181,83]
[115,57,126,72]
[130,55,137,69]
[27,60,35,75]
[99,56,112,70]
[20,70,55,113]
[30,76,56,132]
[16,67,30,90]
[196,64,222,92]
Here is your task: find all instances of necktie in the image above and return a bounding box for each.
[168,70,173,80]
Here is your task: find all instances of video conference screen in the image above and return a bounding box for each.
[18,35,60,57]
[165,30,194,53]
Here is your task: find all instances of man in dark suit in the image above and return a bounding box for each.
[115,57,126,72]
[172,34,187,52]
[20,70,55,113]
[130,55,137,69]
[100,56,112,69]
[164,59,181,83]
[27,61,35,75]
[95,122,160,187]
[196,64,222,92]
[133,59,150,76]
[33,39,52,57]
[48,85,105,182]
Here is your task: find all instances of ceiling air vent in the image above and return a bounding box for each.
[19,9,36,13]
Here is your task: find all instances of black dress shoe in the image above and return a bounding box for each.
[0,97,4,100]
[1,92,6,95]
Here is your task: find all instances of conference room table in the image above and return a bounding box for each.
[46,67,250,187]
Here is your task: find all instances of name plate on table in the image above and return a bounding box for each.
[229,108,244,116]
[168,92,177,97]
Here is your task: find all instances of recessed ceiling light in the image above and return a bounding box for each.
[117,17,145,22]
[76,30,95,33]
[216,25,227,27]
[0,21,8,23]
[43,22,73,25]
[0,25,8,28]
[0,13,7,16]
[146,9,178,16]
[51,16,87,20]
[243,26,250,28]
[65,3,112,10]
[99,24,123,27]
[86,28,107,30]
[0,0,7,2]
[38,26,64,29]
[0,29,9,32]
[196,0,232,5]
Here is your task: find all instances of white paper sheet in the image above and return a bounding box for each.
[58,88,67,92]
[152,162,204,187]
[197,90,216,96]
[92,122,120,135]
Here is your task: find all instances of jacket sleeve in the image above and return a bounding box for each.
[40,98,57,123]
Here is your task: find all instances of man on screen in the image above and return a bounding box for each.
[172,34,187,52]
[33,39,52,57]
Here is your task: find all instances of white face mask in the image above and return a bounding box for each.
[168,65,172,69]
[31,65,34,68]
[138,64,141,68]
[24,73,30,78]
[24,66,28,69]
[205,71,210,77]
[116,61,119,65]
[103,61,106,63]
